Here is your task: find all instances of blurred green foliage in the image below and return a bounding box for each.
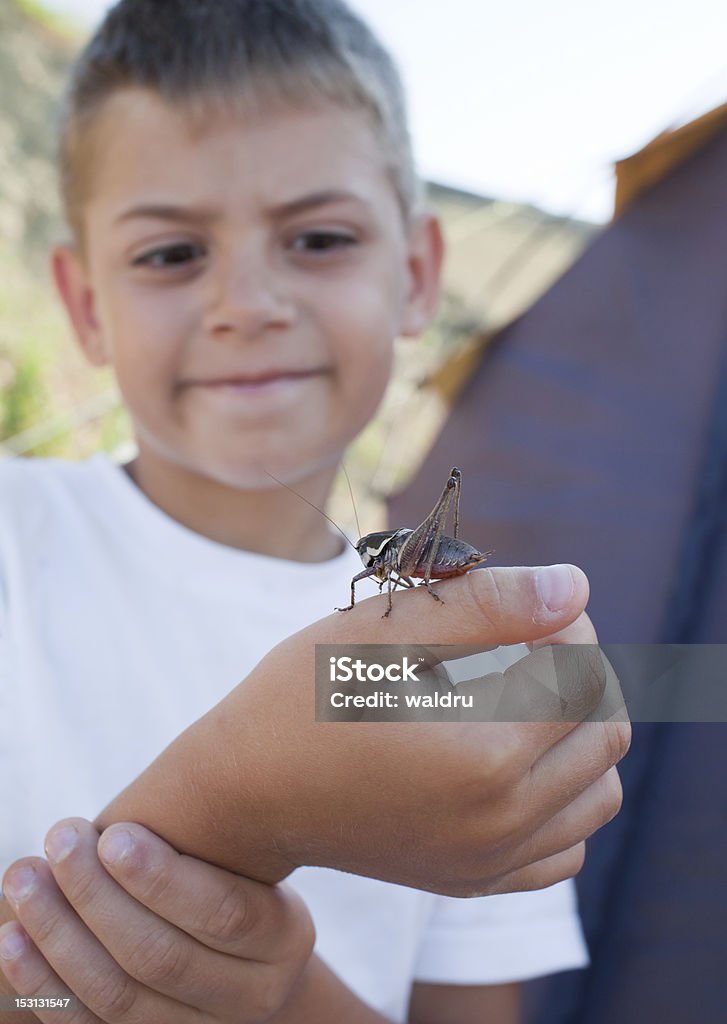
[0,343,46,442]
[0,0,131,459]
[13,0,80,36]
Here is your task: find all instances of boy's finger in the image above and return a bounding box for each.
[488,842,588,895]
[522,766,624,864]
[494,765,623,883]
[529,610,598,648]
[525,720,631,825]
[41,819,285,1017]
[94,822,312,962]
[452,644,610,765]
[445,717,626,881]
[0,920,98,1024]
[313,564,590,648]
[494,742,625,890]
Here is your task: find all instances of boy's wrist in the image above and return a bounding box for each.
[94,694,301,883]
[96,640,355,881]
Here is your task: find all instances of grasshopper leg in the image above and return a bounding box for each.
[380,573,416,617]
[336,566,378,612]
[383,571,394,618]
[378,573,412,594]
[397,470,460,605]
[418,580,444,603]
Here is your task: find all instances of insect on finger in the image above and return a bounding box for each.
[352,468,492,616]
[267,466,492,617]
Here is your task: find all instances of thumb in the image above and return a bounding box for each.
[308,563,590,648]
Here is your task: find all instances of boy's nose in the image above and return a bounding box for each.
[203,264,295,340]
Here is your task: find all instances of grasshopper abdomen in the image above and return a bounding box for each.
[414,534,489,578]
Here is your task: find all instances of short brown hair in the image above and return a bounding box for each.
[58,0,422,240]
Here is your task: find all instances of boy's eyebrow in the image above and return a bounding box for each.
[114,190,371,225]
[268,189,372,218]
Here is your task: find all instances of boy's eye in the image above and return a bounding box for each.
[291,231,358,254]
[131,243,206,268]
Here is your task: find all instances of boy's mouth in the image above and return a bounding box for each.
[189,368,327,389]
[181,368,330,404]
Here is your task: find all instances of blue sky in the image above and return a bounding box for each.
[39,0,727,222]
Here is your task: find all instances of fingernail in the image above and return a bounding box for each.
[45,824,79,864]
[3,866,38,905]
[0,925,28,961]
[535,564,575,615]
[99,829,134,866]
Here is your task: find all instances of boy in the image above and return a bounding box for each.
[0,1,626,1020]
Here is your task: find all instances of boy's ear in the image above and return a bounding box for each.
[51,244,110,367]
[399,210,445,338]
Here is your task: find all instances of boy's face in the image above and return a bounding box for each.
[54,89,442,489]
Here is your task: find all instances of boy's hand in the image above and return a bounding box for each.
[98,564,630,897]
[0,819,314,1023]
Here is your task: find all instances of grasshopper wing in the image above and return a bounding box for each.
[397,472,459,577]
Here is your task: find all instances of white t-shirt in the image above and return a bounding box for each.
[0,454,588,1022]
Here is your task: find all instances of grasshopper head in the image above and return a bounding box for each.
[356,531,398,568]
[356,530,412,568]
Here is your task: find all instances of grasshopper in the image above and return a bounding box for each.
[339,467,492,618]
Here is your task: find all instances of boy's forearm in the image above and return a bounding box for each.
[408,981,521,1024]
[94,668,301,882]
[278,973,522,1024]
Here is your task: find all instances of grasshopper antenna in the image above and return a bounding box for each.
[341,462,362,542]
[264,470,357,551]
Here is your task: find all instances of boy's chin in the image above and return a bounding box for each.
[132,432,345,493]
[183,450,341,493]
